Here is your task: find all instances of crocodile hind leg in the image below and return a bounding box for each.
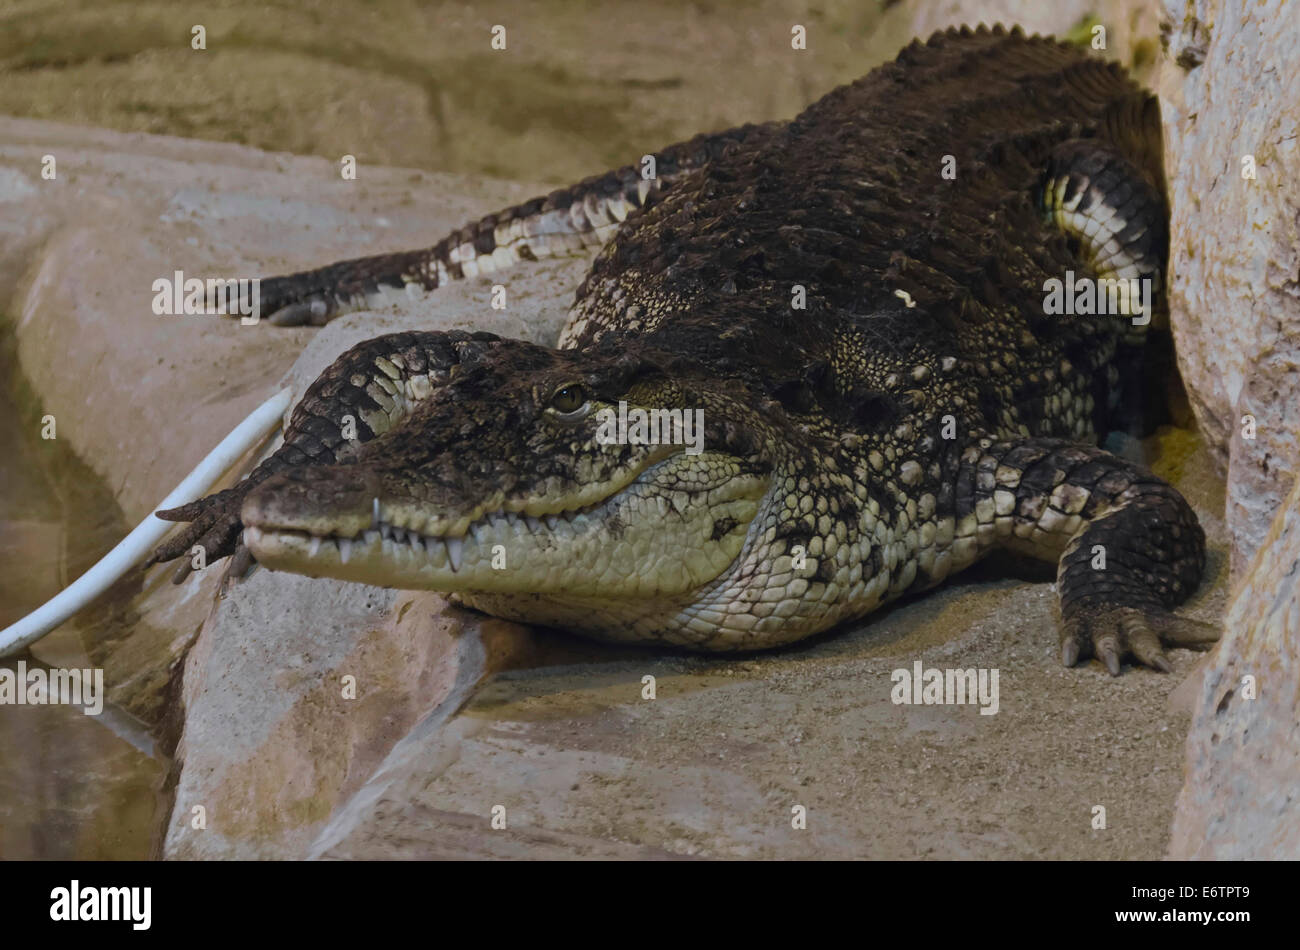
[232,122,777,326]
[1038,130,1173,439]
[146,329,502,581]
[953,437,1215,674]
[1040,87,1168,288]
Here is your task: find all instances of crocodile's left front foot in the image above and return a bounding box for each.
[963,438,1217,676]
[1049,446,1217,675]
[1059,603,1220,676]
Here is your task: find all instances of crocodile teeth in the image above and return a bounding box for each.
[427,537,446,565]
[308,536,322,557]
[327,496,603,570]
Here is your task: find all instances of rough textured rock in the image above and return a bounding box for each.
[1169,475,1300,858]
[0,0,922,189]
[1156,0,1300,584]
[1157,0,1300,858]
[0,117,598,857]
[165,578,536,859]
[311,555,1227,860]
[912,0,1163,84]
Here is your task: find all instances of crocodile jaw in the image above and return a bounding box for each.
[243,453,769,599]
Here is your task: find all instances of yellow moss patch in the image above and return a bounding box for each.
[1146,424,1201,484]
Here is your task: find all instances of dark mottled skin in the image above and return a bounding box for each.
[151,25,1215,669]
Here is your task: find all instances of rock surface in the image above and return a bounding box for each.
[164,579,538,859]
[1,116,582,855]
[1155,0,1300,584]
[0,0,931,188]
[1169,476,1300,858]
[1158,0,1300,860]
[912,0,1163,85]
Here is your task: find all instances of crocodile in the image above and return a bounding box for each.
[148,25,1217,672]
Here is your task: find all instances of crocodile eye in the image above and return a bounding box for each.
[549,383,590,418]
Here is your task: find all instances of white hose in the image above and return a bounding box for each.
[0,387,294,658]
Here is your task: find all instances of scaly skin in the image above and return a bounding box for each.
[151,26,1216,670]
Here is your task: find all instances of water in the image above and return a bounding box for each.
[0,330,165,860]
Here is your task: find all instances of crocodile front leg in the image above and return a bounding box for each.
[953,437,1215,674]
[146,329,501,581]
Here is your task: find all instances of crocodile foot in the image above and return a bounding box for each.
[146,487,249,584]
[1059,604,1220,675]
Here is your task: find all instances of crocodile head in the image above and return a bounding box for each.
[241,336,790,640]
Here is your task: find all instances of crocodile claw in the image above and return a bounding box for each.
[1059,605,1219,676]
[146,487,248,583]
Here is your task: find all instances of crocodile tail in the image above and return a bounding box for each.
[248,122,780,325]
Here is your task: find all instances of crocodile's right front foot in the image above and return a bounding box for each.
[146,485,251,584]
